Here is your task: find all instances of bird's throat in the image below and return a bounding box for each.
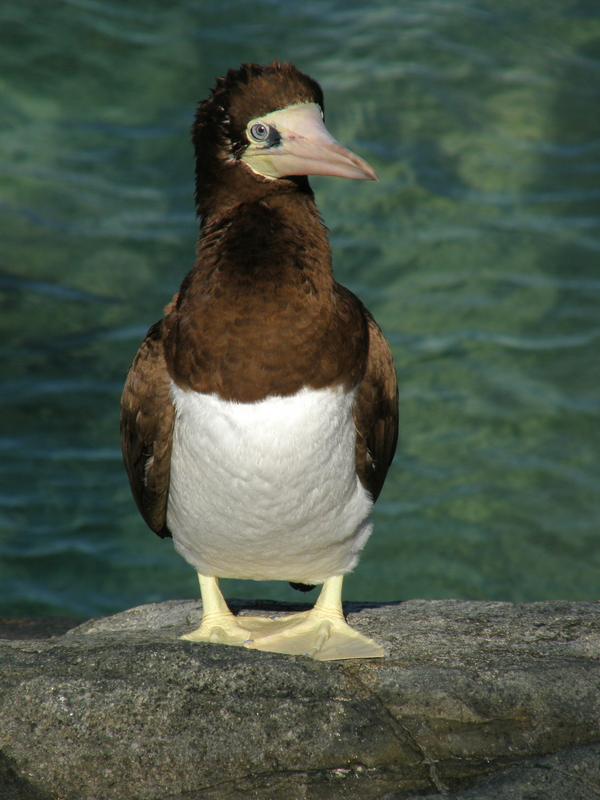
[199,188,332,283]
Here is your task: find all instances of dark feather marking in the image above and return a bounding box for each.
[289,582,316,593]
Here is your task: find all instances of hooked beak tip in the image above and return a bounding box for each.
[344,148,378,182]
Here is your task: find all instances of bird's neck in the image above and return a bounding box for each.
[163,187,350,402]
[196,186,333,288]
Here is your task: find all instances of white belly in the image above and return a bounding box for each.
[166,383,373,584]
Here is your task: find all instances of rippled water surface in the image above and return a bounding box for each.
[1,1,599,618]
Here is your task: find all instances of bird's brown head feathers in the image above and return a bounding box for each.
[192,62,323,215]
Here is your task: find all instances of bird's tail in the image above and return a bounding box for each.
[289,582,316,593]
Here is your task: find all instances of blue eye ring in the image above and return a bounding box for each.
[250,123,270,142]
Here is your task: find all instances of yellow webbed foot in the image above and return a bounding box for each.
[183,573,384,660]
[244,574,384,661]
[243,607,384,660]
[181,574,282,647]
[181,610,282,646]
[180,611,254,646]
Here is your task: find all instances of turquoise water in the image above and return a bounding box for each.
[1,1,599,618]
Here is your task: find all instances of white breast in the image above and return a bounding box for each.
[166,383,373,584]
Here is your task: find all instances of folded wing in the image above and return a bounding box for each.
[120,320,175,538]
[354,312,399,501]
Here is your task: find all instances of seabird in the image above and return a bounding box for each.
[120,62,398,660]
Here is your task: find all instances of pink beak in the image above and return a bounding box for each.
[244,103,378,182]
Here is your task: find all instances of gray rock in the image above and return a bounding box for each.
[1,599,599,799]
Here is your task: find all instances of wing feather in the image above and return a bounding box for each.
[120,320,175,537]
[354,313,399,501]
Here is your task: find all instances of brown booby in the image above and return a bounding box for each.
[120,62,398,660]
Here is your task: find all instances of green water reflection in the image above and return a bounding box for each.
[1,1,599,617]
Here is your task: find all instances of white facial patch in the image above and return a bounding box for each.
[241,102,332,179]
[244,101,323,143]
[240,100,375,182]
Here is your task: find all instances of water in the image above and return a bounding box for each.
[1,1,599,619]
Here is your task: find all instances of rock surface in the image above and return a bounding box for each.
[1,598,600,799]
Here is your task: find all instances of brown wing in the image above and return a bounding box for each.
[120,319,175,538]
[354,311,399,502]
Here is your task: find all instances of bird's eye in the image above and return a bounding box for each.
[250,123,270,142]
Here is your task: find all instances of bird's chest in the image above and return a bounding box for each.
[165,382,373,581]
[164,264,368,404]
[169,382,357,516]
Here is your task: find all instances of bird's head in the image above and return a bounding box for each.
[192,62,377,215]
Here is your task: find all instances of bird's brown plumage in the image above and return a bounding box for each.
[353,309,399,501]
[120,320,174,537]
[120,61,398,546]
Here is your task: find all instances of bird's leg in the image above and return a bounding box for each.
[244,575,385,660]
[180,574,255,646]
